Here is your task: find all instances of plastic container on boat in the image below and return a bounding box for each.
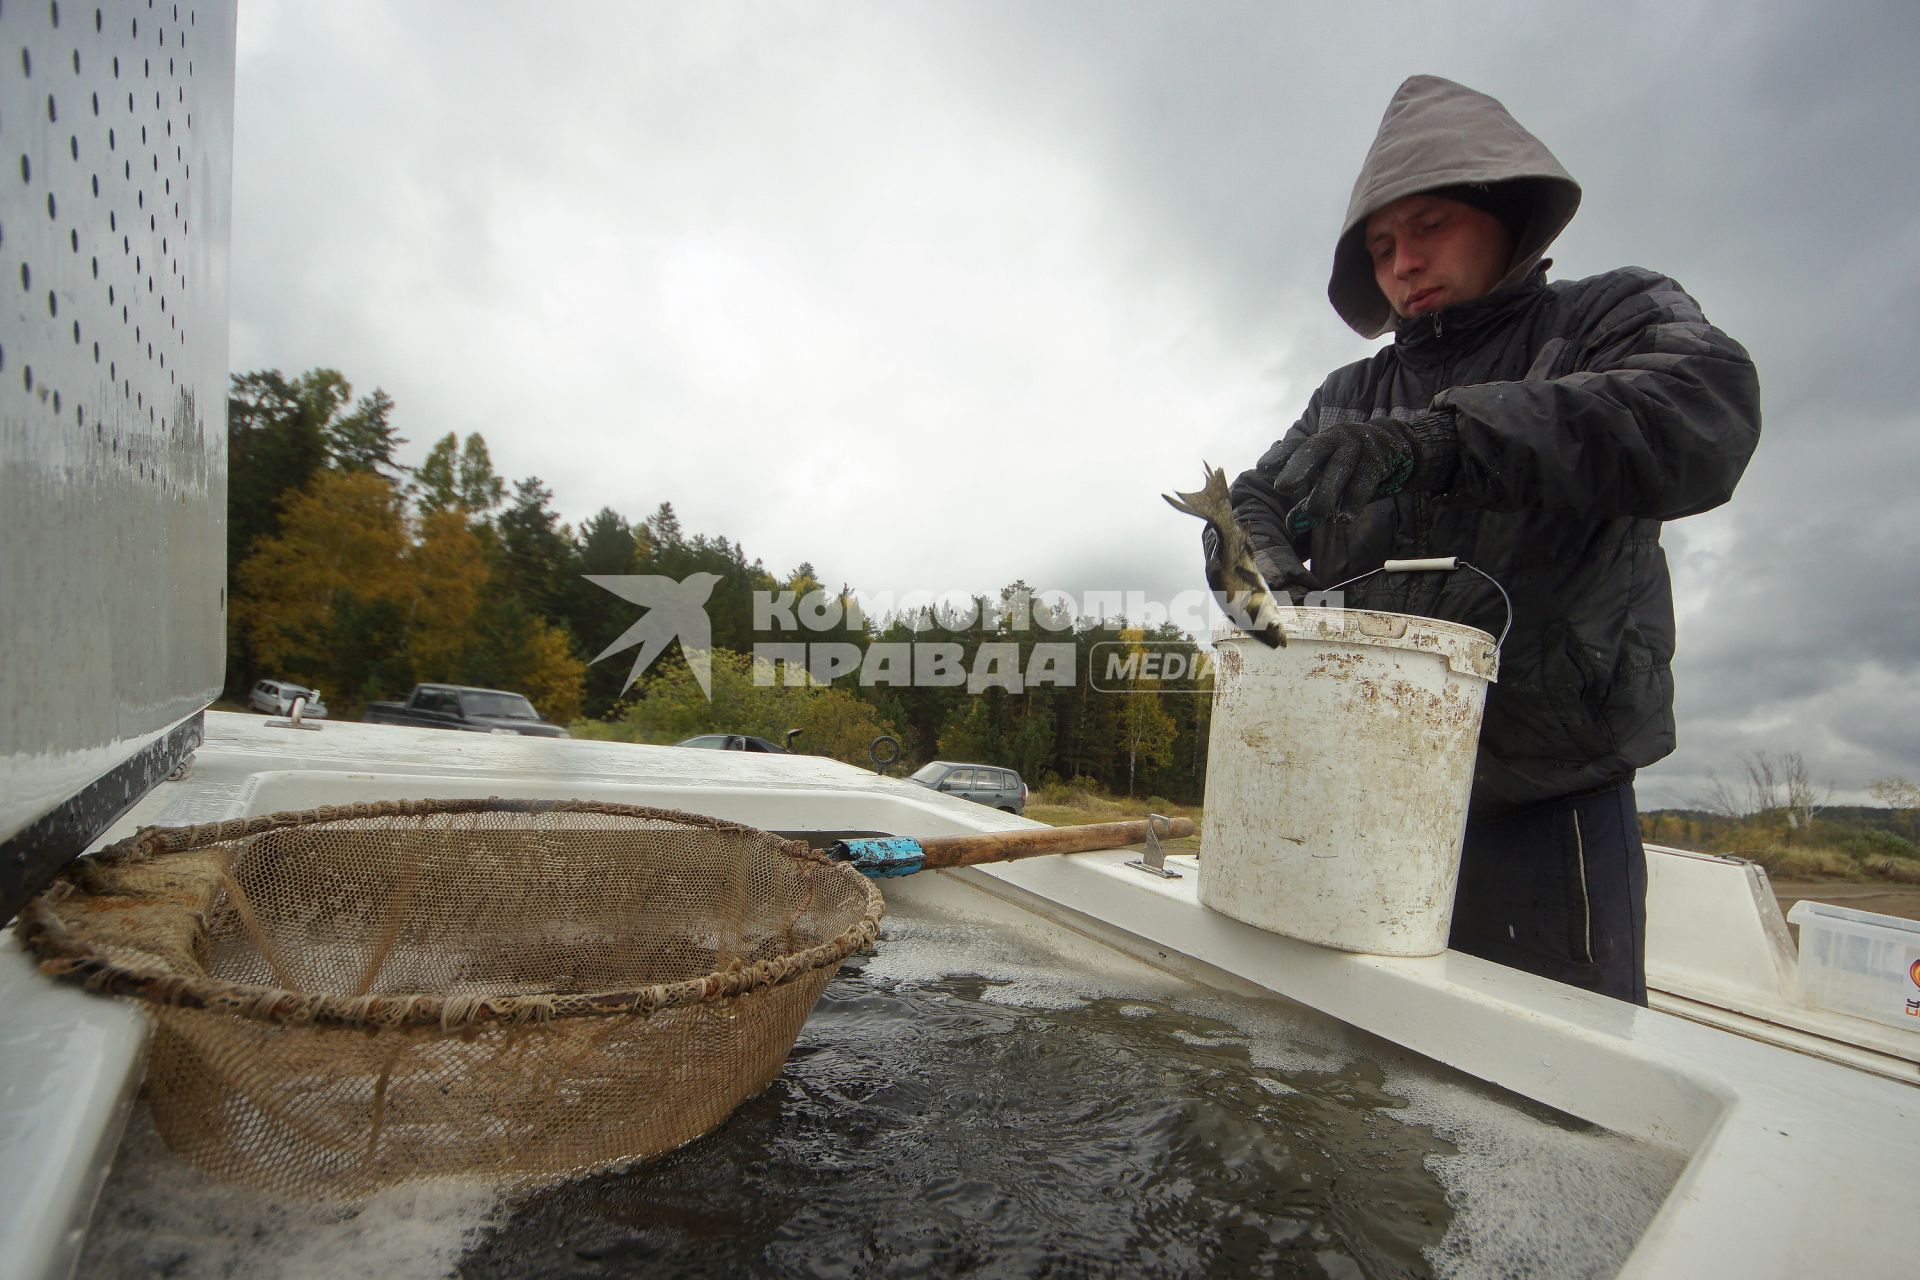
[1788,900,1920,1032]
[1200,609,1499,957]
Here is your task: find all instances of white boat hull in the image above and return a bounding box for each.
[3,713,1915,1278]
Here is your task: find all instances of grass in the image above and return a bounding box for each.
[1645,814,1920,885]
[1733,841,1920,886]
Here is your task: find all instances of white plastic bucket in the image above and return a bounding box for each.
[1200,607,1499,956]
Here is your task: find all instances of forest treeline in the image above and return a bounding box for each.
[225,368,1214,801]
[1639,757,1920,883]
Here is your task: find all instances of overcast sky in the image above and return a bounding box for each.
[228,1,1920,807]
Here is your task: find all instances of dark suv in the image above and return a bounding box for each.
[908,761,1028,814]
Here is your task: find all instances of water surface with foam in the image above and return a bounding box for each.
[77,890,1684,1279]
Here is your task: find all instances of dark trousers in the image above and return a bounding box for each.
[1447,781,1648,1005]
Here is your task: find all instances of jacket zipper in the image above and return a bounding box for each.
[1412,341,1450,567]
[1572,811,1594,965]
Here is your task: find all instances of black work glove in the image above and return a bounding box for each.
[1226,467,1321,600]
[1201,519,1314,602]
[1229,466,1298,560]
[1256,410,1460,531]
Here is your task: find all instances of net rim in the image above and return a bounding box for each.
[19,796,885,1032]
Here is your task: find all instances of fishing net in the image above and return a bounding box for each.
[18,797,883,1200]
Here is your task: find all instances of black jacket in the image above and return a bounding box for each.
[1238,265,1761,813]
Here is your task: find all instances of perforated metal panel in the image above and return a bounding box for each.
[0,1,236,849]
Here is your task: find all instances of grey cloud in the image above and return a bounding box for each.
[228,1,1920,796]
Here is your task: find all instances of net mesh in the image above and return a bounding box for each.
[19,798,883,1199]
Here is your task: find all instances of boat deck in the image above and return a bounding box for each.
[3,713,1916,1277]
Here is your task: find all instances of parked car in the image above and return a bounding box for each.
[677,730,803,753]
[908,761,1028,814]
[362,684,568,737]
[248,679,328,719]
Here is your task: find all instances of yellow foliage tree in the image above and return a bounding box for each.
[516,620,588,724]
[232,469,410,697]
[406,509,488,679]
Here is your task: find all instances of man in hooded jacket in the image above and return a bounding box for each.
[1227,76,1761,1004]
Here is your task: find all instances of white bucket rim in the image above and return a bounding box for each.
[1216,607,1499,682]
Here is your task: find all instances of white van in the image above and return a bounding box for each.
[248,679,329,719]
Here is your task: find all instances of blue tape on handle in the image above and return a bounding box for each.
[835,837,926,878]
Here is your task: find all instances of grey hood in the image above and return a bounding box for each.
[1329,76,1582,338]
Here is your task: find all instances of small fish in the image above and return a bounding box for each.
[1163,464,1287,647]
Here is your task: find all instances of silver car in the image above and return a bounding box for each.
[248,679,328,719]
[908,761,1027,814]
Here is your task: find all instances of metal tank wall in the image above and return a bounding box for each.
[0,2,236,901]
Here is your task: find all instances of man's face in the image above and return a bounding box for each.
[1364,194,1514,321]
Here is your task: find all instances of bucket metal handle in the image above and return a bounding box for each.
[1327,556,1513,649]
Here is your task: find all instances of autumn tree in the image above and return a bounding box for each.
[405,509,489,679]
[228,370,406,563]
[458,595,587,724]
[512,622,589,724]
[227,371,400,693]
[392,503,587,720]
[415,432,506,523]
[231,469,411,707]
